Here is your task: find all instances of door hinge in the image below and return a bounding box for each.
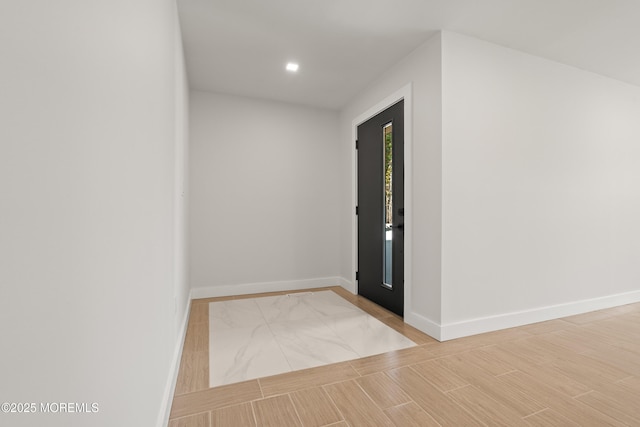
[355,271,359,281]
[355,139,359,150]
[355,205,359,215]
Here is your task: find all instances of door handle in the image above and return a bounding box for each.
[394,224,404,230]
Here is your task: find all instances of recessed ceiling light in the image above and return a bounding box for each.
[286,62,299,72]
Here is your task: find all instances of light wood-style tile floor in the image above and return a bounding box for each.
[169,287,640,426]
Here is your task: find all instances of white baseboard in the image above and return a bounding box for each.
[190,277,343,299]
[338,277,356,294]
[405,311,442,341]
[439,289,640,341]
[157,290,192,427]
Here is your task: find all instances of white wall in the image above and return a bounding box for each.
[440,32,640,336]
[339,33,443,334]
[0,1,189,426]
[189,91,341,295]
[173,3,191,345]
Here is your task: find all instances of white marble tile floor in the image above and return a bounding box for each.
[209,290,416,387]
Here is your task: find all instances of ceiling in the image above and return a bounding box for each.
[177,0,640,110]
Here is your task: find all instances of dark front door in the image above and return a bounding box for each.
[357,100,404,316]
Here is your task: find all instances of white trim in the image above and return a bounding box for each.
[190,277,343,299]
[439,289,640,341]
[405,311,442,341]
[338,277,356,294]
[351,83,413,317]
[157,290,192,427]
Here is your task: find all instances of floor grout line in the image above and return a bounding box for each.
[322,383,348,426]
[445,384,471,393]
[615,375,635,384]
[496,369,519,377]
[522,407,550,419]
[256,378,265,399]
[249,401,257,427]
[572,390,594,399]
[285,393,304,426]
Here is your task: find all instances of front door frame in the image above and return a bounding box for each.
[351,83,413,318]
